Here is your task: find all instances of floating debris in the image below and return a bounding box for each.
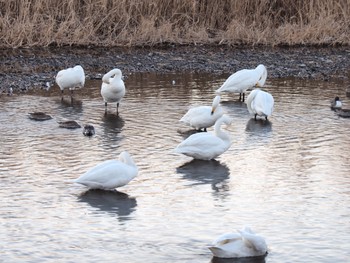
[28,112,52,121]
[58,120,81,129]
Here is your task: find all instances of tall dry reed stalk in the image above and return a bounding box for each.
[0,0,349,48]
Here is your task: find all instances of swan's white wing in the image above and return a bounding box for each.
[238,229,268,255]
[175,133,227,160]
[252,90,274,117]
[75,160,136,189]
[216,69,258,93]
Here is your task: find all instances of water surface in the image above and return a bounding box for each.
[1,73,350,262]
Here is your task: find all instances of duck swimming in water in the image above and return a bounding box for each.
[83,124,95,136]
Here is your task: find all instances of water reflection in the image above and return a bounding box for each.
[78,189,137,221]
[56,97,83,117]
[245,119,272,134]
[210,255,266,263]
[176,159,230,195]
[101,113,125,133]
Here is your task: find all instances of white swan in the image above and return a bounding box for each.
[246,89,274,120]
[209,227,268,258]
[101,68,125,114]
[74,151,138,190]
[216,64,267,102]
[330,96,342,109]
[55,65,85,97]
[180,95,224,131]
[175,115,232,160]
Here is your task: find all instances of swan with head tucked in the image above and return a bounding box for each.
[246,89,274,120]
[74,151,138,190]
[101,68,125,114]
[209,226,268,258]
[55,65,85,98]
[180,95,224,131]
[175,115,232,160]
[216,64,267,102]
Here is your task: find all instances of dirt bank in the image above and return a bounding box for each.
[1,45,349,95]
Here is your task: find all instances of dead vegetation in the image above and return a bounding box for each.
[0,0,349,48]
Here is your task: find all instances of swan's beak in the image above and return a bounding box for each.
[211,106,216,115]
[256,82,261,87]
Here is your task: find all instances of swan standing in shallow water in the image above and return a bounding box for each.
[209,227,268,258]
[180,95,224,131]
[74,151,138,190]
[246,89,274,120]
[101,69,125,114]
[175,115,232,160]
[216,64,267,102]
[55,65,85,98]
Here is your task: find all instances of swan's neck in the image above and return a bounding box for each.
[102,69,121,84]
[214,120,230,142]
[119,153,137,168]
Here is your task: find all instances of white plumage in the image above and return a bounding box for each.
[74,151,138,190]
[246,89,274,120]
[55,65,85,96]
[209,227,268,258]
[180,95,224,131]
[101,68,126,114]
[175,115,232,160]
[216,64,267,102]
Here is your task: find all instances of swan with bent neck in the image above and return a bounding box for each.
[216,64,267,102]
[101,68,125,114]
[55,65,85,98]
[175,115,232,160]
[180,95,224,131]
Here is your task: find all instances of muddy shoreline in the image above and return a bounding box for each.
[1,45,349,94]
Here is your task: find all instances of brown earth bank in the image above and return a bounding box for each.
[0,44,350,95]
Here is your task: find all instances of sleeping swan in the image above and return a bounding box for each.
[180,95,224,131]
[216,64,267,102]
[74,151,138,190]
[55,65,85,98]
[175,115,232,160]
[246,89,274,120]
[209,227,268,258]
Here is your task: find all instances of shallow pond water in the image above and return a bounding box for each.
[1,73,350,262]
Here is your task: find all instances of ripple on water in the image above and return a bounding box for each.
[1,74,350,262]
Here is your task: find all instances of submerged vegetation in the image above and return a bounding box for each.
[0,0,349,48]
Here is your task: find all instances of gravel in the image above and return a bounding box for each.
[1,44,350,95]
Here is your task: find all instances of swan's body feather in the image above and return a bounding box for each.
[75,151,138,190]
[180,96,224,130]
[209,227,268,258]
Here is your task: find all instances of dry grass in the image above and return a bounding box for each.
[0,0,349,48]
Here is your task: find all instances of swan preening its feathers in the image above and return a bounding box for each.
[55,65,85,97]
[101,68,125,114]
[216,64,267,102]
[246,89,274,120]
[209,227,268,258]
[180,95,224,131]
[175,115,232,160]
[75,151,138,190]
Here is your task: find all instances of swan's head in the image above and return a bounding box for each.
[102,68,123,84]
[256,64,267,87]
[211,95,221,115]
[218,115,233,126]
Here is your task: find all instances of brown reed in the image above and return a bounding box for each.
[0,0,349,48]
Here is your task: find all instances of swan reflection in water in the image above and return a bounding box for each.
[56,97,83,117]
[78,189,137,221]
[210,255,266,263]
[101,113,125,133]
[245,118,272,134]
[176,159,230,196]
